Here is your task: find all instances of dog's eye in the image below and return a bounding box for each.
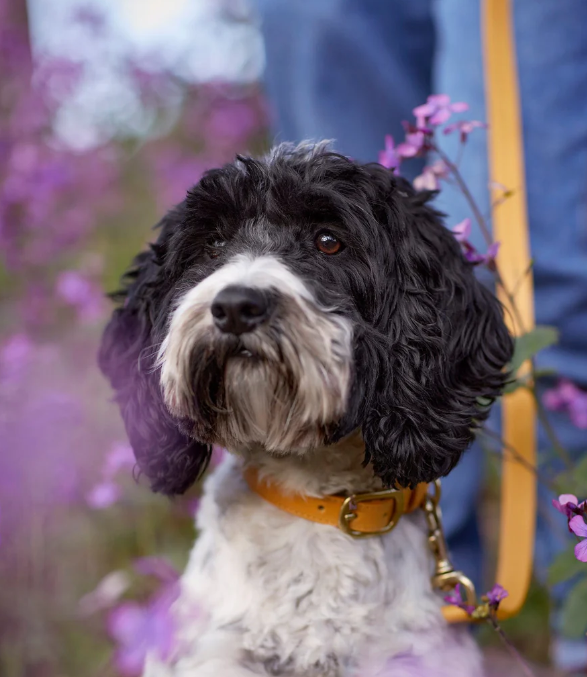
[207,239,226,259]
[315,232,343,255]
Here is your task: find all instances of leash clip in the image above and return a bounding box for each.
[338,488,405,539]
[423,480,478,608]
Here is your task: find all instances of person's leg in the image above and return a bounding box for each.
[435,0,587,668]
[254,0,434,173]
[254,0,484,582]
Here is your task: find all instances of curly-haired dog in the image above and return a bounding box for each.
[99,142,513,676]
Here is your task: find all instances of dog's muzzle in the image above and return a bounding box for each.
[211,285,271,336]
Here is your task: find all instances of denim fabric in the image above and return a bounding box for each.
[255,0,587,665]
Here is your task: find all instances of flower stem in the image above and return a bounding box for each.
[488,615,537,677]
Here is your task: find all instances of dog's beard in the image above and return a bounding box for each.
[158,296,352,453]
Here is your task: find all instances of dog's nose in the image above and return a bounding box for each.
[211,286,271,335]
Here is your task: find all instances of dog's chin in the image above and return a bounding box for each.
[216,355,330,454]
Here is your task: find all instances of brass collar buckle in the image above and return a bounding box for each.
[338,489,406,539]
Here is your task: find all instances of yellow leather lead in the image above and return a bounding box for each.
[442,0,537,623]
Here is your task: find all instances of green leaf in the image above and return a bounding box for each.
[561,576,587,638]
[548,545,587,586]
[509,326,559,376]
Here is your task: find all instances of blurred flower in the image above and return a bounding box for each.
[451,219,500,268]
[0,333,33,384]
[378,135,401,170]
[443,119,487,143]
[443,583,475,614]
[86,442,136,509]
[543,379,587,429]
[134,557,180,584]
[56,270,105,322]
[86,481,121,509]
[103,442,135,480]
[79,571,131,616]
[413,94,469,127]
[569,516,587,562]
[396,128,427,158]
[452,217,472,242]
[108,585,179,676]
[485,584,508,608]
[413,160,449,191]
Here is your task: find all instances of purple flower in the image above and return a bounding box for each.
[552,494,586,522]
[86,481,121,509]
[413,94,469,127]
[443,120,487,142]
[103,442,135,480]
[544,380,587,429]
[485,584,508,607]
[452,218,472,243]
[443,583,475,614]
[134,557,180,584]
[378,135,401,170]
[108,586,179,676]
[569,516,587,562]
[396,129,427,158]
[55,270,105,322]
[0,333,33,384]
[451,220,500,268]
[413,160,449,191]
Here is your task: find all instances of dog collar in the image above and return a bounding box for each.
[244,467,429,539]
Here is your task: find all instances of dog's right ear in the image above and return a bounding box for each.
[98,205,211,495]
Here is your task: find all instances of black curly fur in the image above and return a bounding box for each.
[99,143,513,494]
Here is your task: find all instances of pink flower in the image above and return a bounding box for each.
[86,481,121,509]
[413,160,449,191]
[569,516,587,562]
[103,442,135,479]
[134,557,180,584]
[0,333,33,384]
[413,94,469,127]
[485,584,508,607]
[451,219,500,268]
[396,129,427,158]
[56,270,105,322]
[552,494,586,521]
[108,585,179,676]
[443,120,487,142]
[544,380,587,429]
[443,584,475,614]
[452,218,472,243]
[378,135,401,171]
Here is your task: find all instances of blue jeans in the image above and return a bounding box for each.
[256,0,587,667]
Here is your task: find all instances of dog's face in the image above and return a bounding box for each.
[99,143,513,495]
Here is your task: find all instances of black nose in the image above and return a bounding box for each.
[211,286,271,335]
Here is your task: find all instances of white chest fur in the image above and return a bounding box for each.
[147,454,482,677]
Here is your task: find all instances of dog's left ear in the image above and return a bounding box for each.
[99,205,212,496]
[360,169,514,488]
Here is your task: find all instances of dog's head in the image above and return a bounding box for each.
[99,142,513,495]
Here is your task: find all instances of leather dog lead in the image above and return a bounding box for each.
[442,0,537,624]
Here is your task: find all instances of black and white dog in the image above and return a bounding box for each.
[100,142,513,677]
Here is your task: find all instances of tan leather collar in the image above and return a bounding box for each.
[244,467,429,539]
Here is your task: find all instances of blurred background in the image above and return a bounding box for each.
[0,1,269,675]
[0,1,571,676]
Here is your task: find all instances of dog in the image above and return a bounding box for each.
[99,142,513,676]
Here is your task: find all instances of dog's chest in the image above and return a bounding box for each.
[178,459,440,675]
